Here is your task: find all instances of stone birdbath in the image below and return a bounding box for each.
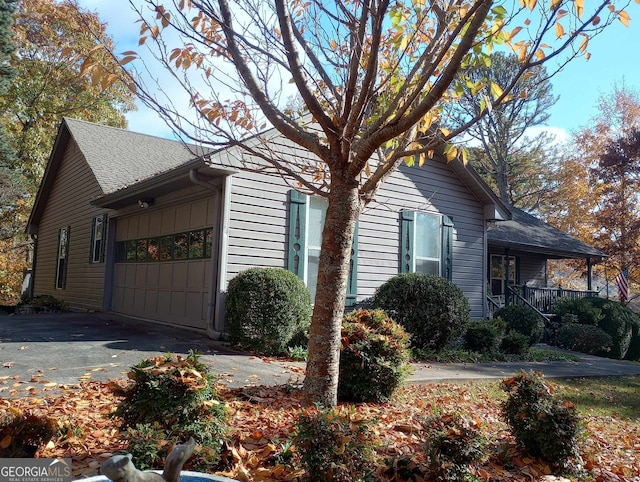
[80,438,236,482]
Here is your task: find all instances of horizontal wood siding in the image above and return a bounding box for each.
[518,255,547,287]
[33,141,108,311]
[223,158,487,318]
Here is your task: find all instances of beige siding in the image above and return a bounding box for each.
[33,141,108,311]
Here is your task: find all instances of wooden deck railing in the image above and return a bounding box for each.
[488,284,599,317]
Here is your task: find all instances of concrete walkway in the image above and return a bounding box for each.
[1,312,640,398]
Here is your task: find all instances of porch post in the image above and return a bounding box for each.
[504,248,511,306]
[586,257,593,291]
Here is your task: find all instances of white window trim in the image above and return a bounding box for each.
[412,211,442,274]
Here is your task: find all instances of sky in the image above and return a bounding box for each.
[77,0,640,144]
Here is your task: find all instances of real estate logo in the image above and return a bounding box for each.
[0,459,72,482]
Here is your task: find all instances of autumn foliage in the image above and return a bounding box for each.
[2,372,640,480]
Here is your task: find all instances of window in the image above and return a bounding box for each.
[90,214,107,263]
[400,210,453,280]
[56,226,70,289]
[114,227,214,263]
[490,254,517,295]
[287,190,358,305]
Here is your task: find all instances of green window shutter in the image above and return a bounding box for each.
[345,222,358,307]
[400,210,415,273]
[89,216,97,263]
[288,190,307,279]
[441,215,454,281]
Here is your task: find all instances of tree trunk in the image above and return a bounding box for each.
[303,178,361,406]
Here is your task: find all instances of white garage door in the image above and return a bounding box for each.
[111,198,216,330]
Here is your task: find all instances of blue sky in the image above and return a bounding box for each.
[78,1,640,143]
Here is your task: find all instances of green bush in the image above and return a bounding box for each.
[553,297,603,326]
[501,371,580,469]
[494,305,544,346]
[372,273,470,351]
[626,321,640,361]
[0,409,56,458]
[421,412,485,481]
[295,406,376,482]
[499,331,530,355]
[225,267,312,355]
[462,318,505,354]
[555,323,612,355]
[19,294,69,312]
[338,309,411,403]
[586,297,638,359]
[113,353,228,471]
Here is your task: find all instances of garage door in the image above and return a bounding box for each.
[111,198,216,330]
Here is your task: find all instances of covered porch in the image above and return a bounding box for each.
[487,205,605,318]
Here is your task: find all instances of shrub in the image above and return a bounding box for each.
[626,321,640,361]
[0,409,56,458]
[295,406,376,482]
[499,331,530,355]
[463,318,505,354]
[338,309,411,403]
[225,267,311,355]
[372,273,470,351]
[553,297,602,326]
[556,323,613,355]
[421,412,485,481]
[19,294,69,312]
[113,353,228,471]
[586,297,638,359]
[501,371,580,468]
[494,305,544,346]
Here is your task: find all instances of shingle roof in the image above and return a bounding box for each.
[64,118,208,195]
[487,204,605,259]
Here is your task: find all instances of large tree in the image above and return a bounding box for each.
[0,0,136,304]
[95,0,634,405]
[445,52,558,209]
[542,85,640,275]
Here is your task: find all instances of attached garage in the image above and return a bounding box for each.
[111,197,216,330]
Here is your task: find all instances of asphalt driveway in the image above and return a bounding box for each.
[0,312,304,397]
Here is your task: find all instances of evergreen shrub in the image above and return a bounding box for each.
[494,305,544,346]
[295,406,376,482]
[338,309,411,402]
[501,371,580,469]
[462,318,505,354]
[225,267,311,355]
[556,323,612,355]
[499,331,530,355]
[586,297,638,359]
[421,412,486,481]
[0,409,56,458]
[372,273,470,351]
[113,353,228,471]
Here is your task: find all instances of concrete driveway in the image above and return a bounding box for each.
[0,312,304,398]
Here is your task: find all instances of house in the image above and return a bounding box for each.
[25,118,601,336]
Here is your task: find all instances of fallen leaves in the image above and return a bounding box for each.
[2,380,639,481]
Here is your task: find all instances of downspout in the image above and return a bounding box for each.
[188,169,228,339]
[586,257,593,291]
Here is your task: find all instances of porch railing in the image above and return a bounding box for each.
[514,284,599,314]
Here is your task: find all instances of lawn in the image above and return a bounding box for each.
[2,375,639,481]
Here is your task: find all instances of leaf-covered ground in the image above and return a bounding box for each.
[2,375,639,482]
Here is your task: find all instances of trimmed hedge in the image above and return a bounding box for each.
[494,305,544,346]
[583,297,638,359]
[338,309,411,402]
[556,323,613,355]
[225,267,311,355]
[372,273,470,351]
